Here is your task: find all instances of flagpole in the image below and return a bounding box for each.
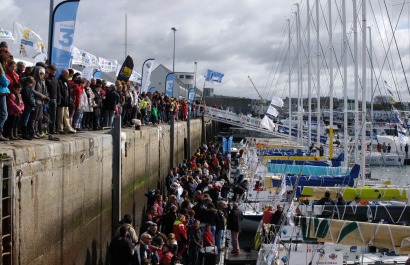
[48,0,54,62]
[125,12,127,61]
[201,77,206,101]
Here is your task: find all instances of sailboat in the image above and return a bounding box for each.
[251,1,410,264]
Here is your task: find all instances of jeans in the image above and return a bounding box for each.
[0,95,8,132]
[188,245,200,265]
[104,110,115,127]
[72,110,83,129]
[48,99,57,132]
[215,229,224,250]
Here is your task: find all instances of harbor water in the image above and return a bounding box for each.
[368,165,410,186]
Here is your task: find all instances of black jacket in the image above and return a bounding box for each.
[57,76,71,107]
[104,89,120,111]
[227,208,243,232]
[46,75,58,100]
[21,85,36,111]
[109,236,134,265]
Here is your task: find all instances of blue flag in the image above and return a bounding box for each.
[93,71,101,79]
[222,136,227,155]
[205,69,224,83]
[50,0,80,76]
[227,135,233,154]
[165,73,174,97]
[188,87,195,103]
[391,106,404,126]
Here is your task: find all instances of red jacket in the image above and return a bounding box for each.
[160,251,173,265]
[262,209,274,225]
[172,220,187,242]
[6,71,19,89]
[72,84,84,110]
[203,231,214,246]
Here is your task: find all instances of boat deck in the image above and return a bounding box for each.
[224,250,258,265]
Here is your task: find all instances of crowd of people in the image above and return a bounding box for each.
[0,41,205,141]
[110,141,246,265]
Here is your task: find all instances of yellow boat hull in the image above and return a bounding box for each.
[299,186,408,202]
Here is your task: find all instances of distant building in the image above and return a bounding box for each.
[150,64,202,98]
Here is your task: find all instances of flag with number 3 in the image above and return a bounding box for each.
[50,0,80,75]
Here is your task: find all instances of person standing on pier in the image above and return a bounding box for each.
[45,64,58,135]
[227,202,243,254]
[109,225,134,265]
[188,219,203,265]
[56,69,76,134]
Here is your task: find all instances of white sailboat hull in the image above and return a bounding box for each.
[365,153,405,166]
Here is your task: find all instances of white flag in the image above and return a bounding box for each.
[141,59,155,93]
[82,66,95,81]
[34,53,47,64]
[13,22,45,58]
[260,115,275,132]
[129,70,141,83]
[270,96,284,107]
[267,105,279,117]
[71,46,94,66]
[399,134,408,145]
[0,28,14,41]
[98,57,118,72]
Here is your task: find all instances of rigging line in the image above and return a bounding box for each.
[383,0,410,98]
[368,1,400,111]
[376,0,404,102]
[358,1,388,106]
[368,0,405,110]
[316,0,334,108]
[263,21,288,100]
[269,17,299,101]
[265,22,291,100]
[377,0,402,103]
[382,0,406,103]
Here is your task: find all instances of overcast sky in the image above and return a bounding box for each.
[2,0,410,102]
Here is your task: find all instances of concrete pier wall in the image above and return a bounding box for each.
[0,119,207,265]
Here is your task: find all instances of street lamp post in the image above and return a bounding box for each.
[171,27,177,73]
[170,27,177,169]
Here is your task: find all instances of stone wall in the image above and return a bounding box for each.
[0,119,208,265]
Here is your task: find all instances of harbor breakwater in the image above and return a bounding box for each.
[0,118,213,265]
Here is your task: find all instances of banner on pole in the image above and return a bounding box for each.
[141,58,155,93]
[165,73,174,98]
[188,87,195,103]
[117,55,134,82]
[50,0,80,74]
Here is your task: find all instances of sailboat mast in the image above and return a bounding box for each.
[307,0,312,147]
[360,0,367,186]
[125,12,128,60]
[343,0,348,168]
[296,4,302,145]
[288,19,292,141]
[316,0,321,146]
[328,0,334,132]
[354,0,359,161]
[369,26,374,153]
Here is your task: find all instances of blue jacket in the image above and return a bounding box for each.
[0,66,10,95]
